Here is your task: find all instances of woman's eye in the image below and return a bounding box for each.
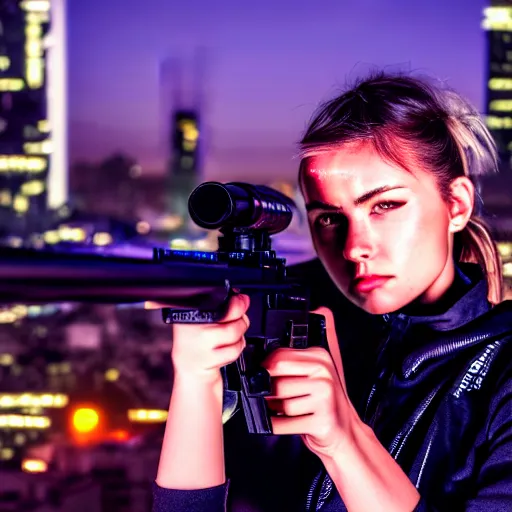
[372,201,403,215]
[315,213,342,228]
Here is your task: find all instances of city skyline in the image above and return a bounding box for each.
[68,0,489,181]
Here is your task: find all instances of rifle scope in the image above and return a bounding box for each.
[188,182,295,235]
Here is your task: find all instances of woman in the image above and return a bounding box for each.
[151,73,512,511]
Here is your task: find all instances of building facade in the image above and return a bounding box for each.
[483,1,512,163]
[0,0,67,241]
[166,109,201,224]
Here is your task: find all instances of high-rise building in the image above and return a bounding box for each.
[159,53,206,228]
[483,1,512,163]
[0,0,67,239]
[482,2,512,293]
[167,109,201,220]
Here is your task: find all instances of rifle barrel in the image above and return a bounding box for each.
[0,247,291,306]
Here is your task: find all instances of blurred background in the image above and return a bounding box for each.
[1,0,512,510]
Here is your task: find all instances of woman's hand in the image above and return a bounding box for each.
[261,306,357,461]
[145,292,250,384]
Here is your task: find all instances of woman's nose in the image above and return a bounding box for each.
[342,221,376,262]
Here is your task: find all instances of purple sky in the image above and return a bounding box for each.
[67,0,489,181]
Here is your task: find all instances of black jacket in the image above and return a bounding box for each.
[153,261,512,511]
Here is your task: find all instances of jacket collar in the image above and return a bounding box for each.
[383,263,490,336]
[376,264,493,379]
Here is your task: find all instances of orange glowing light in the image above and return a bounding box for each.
[109,429,130,441]
[72,408,99,433]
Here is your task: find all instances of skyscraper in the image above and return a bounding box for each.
[160,53,205,226]
[481,2,512,295]
[483,1,512,164]
[167,110,201,220]
[0,0,67,239]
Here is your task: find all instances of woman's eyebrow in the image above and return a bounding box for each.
[305,185,406,212]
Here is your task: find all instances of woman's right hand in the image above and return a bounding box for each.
[145,293,250,383]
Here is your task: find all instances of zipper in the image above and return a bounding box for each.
[316,474,334,510]
[363,382,378,423]
[415,434,434,488]
[305,470,324,511]
[402,333,490,378]
[388,385,441,457]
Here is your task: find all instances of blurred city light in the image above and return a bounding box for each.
[0,393,69,408]
[127,409,168,423]
[22,458,48,473]
[0,414,51,429]
[72,408,100,433]
[104,368,120,382]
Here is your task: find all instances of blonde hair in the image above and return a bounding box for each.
[299,72,503,304]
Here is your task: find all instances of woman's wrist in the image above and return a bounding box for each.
[172,367,224,387]
[170,369,225,418]
[320,416,420,512]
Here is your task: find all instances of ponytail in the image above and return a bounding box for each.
[443,99,503,304]
[458,217,503,305]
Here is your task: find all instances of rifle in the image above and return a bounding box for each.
[0,181,328,435]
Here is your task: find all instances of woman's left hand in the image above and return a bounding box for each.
[261,307,358,461]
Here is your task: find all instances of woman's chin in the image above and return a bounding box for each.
[350,292,405,316]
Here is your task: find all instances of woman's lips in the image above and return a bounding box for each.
[352,275,392,293]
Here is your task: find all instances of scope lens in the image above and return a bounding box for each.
[189,183,233,226]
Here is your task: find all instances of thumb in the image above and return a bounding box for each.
[311,306,346,388]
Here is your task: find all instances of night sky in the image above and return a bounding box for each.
[67,0,489,181]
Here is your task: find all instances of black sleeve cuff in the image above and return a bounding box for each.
[152,481,229,512]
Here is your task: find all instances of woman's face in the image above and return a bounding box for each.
[300,145,463,315]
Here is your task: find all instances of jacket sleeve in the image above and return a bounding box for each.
[415,368,512,512]
[152,481,229,512]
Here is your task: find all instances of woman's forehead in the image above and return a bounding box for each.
[298,149,433,203]
[301,149,410,185]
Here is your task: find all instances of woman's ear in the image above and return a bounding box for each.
[448,176,474,233]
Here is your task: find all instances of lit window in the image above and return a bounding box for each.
[489,99,512,112]
[489,78,512,91]
[0,155,47,173]
[482,7,512,31]
[20,1,50,13]
[21,180,45,196]
[13,195,29,213]
[0,78,24,91]
[0,56,10,72]
[486,115,512,129]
